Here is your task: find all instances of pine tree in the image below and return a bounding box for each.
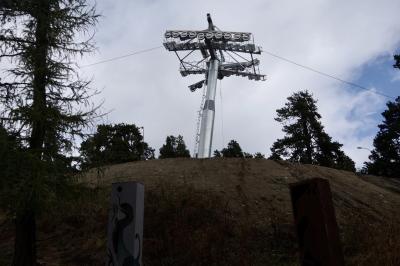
[213,149,222,157]
[0,126,32,208]
[394,55,400,69]
[0,1,99,264]
[270,90,355,171]
[80,123,155,169]
[214,140,254,158]
[364,97,400,177]
[243,152,254,158]
[220,140,244,158]
[159,135,190,158]
[254,152,265,159]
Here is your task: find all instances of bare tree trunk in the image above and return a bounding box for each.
[12,210,37,266]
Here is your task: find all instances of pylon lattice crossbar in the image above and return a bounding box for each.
[163,14,266,158]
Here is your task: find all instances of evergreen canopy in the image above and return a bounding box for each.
[364,97,400,177]
[0,0,99,264]
[220,140,244,158]
[159,135,191,159]
[394,55,400,69]
[270,90,355,171]
[80,123,155,169]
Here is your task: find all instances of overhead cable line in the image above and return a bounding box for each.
[80,46,163,68]
[262,49,396,100]
[79,44,396,100]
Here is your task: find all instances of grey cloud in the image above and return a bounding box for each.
[79,0,400,167]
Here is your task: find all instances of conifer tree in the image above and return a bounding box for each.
[213,149,222,157]
[0,0,99,264]
[254,152,265,159]
[243,152,254,158]
[220,140,244,158]
[80,123,155,169]
[364,97,400,177]
[214,140,255,158]
[394,55,400,69]
[159,135,191,158]
[270,90,355,171]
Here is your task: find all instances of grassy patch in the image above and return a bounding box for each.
[1,181,400,265]
[341,212,400,266]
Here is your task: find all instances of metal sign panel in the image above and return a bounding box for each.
[106,182,144,266]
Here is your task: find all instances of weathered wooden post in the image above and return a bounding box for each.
[289,178,344,266]
[106,182,144,266]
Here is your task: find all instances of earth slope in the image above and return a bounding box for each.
[1,158,399,265]
[86,158,400,222]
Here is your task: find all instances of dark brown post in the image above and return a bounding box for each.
[106,182,144,266]
[289,178,344,266]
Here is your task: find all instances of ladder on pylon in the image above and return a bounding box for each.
[193,83,207,157]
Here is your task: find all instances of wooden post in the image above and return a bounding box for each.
[106,182,144,266]
[289,178,344,266]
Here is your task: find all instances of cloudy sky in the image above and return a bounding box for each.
[78,0,400,168]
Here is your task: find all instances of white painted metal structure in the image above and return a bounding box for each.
[197,59,219,158]
[163,14,265,158]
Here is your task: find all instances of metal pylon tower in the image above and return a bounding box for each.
[163,14,265,158]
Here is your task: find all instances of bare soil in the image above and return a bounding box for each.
[85,158,400,222]
[1,158,400,265]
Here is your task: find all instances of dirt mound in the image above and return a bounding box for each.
[85,158,400,222]
[1,158,400,265]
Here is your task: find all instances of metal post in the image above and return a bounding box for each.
[289,178,344,266]
[198,59,219,158]
[106,182,144,266]
[163,15,265,158]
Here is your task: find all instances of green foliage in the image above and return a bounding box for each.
[159,135,190,159]
[0,0,99,263]
[213,149,222,157]
[0,127,26,211]
[268,152,282,161]
[0,125,77,215]
[220,140,244,158]
[364,97,400,177]
[270,90,355,171]
[244,152,254,158]
[80,123,154,169]
[214,140,260,158]
[0,0,99,213]
[394,55,400,69]
[254,152,265,159]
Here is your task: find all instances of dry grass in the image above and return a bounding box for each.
[341,212,400,266]
[2,181,399,265]
[1,182,298,265]
[1,158,400,265]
